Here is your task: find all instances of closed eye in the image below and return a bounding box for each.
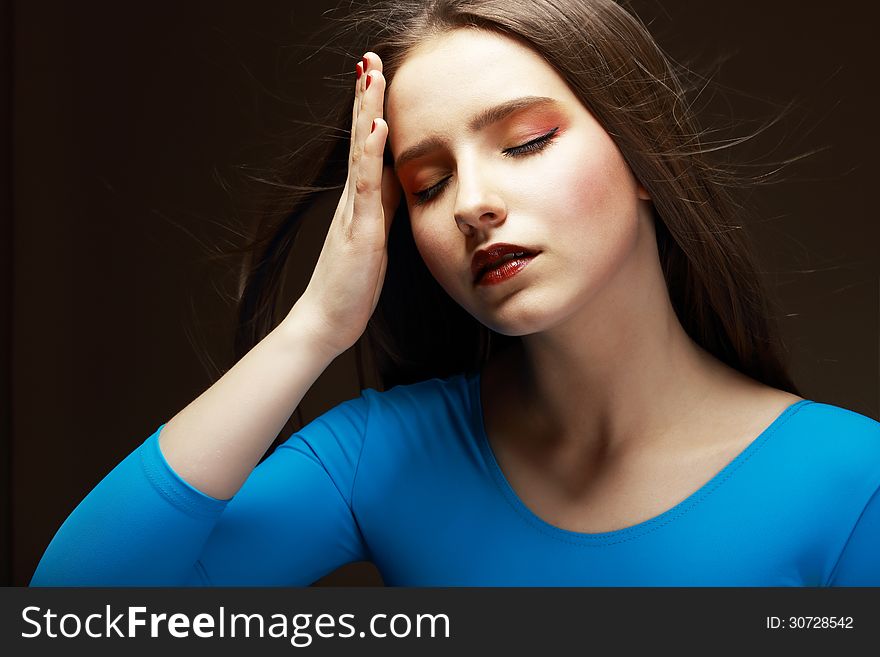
[502,126,559,157]
[412,127,560,206]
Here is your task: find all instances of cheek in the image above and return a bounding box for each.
[564,138,619,202]
[536,139,642,291]
[411,222,456,286]
[545,138,639,233]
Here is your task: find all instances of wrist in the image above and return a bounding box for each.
[276,300,347,363]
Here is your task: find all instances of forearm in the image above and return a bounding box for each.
[158,300,340,500]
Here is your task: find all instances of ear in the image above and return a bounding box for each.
[637,181,651,201]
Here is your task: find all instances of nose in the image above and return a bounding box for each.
[452,165,507,237]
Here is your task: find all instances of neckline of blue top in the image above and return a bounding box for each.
[465,370,815,545]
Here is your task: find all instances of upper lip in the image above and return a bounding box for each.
[471,243,540,283]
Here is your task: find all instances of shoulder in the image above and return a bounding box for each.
[776,399,880,493]
[356,373,479,461]
[346,373,478,489]
[276,374,471,487]
[719,383,879,467]
[788,400,880,447]
[800,403,880,585]
[359,372,474,419]
[296,372,474,451]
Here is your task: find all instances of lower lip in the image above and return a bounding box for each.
[476,255,538,286]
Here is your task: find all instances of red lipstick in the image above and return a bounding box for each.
[471,243,540,286]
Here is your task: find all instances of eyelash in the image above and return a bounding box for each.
[412,127,560,206]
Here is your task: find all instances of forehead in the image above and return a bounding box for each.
[386,29,575,149]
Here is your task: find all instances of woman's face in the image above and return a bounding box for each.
[385,28,652,337]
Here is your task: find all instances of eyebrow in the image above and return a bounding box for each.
[393,95,560,173]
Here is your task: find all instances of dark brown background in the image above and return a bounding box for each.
[3,1,878,586]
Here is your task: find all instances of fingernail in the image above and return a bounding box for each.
[355,62,362,80]
[362,55,369,71]
[365,72,372,90]
[371,119,377,133]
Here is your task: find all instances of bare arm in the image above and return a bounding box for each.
[157,52,400,501]
[156,305,339,500]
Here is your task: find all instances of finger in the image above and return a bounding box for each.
[350,68,386,194]
[351,117,390,230]
[356,55,385,141]
[348,53,385,206]
[350,51,380,159]
[356,69,386,149]
[349,58,366,164]
[358,52,383,114]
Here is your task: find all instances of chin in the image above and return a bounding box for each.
[444,275,572,337]
[473,301,564,338]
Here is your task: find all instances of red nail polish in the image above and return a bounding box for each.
[365,72,372,90]
[362,56,369,71]
[371,119,377,133]
[355,62,362,80]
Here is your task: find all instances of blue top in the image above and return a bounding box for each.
[30,371,880,586]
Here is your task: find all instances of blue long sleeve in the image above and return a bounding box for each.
[30,395,371,587]
[30,423,227,586]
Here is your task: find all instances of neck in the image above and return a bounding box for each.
[486,216,755,455]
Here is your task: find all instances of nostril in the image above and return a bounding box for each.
[454,215,473,234]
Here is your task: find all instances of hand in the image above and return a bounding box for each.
[294,52,402,357]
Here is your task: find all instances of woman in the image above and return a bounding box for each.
[30,0,879,586]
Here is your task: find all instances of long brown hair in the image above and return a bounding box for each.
[219,0,803,450]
